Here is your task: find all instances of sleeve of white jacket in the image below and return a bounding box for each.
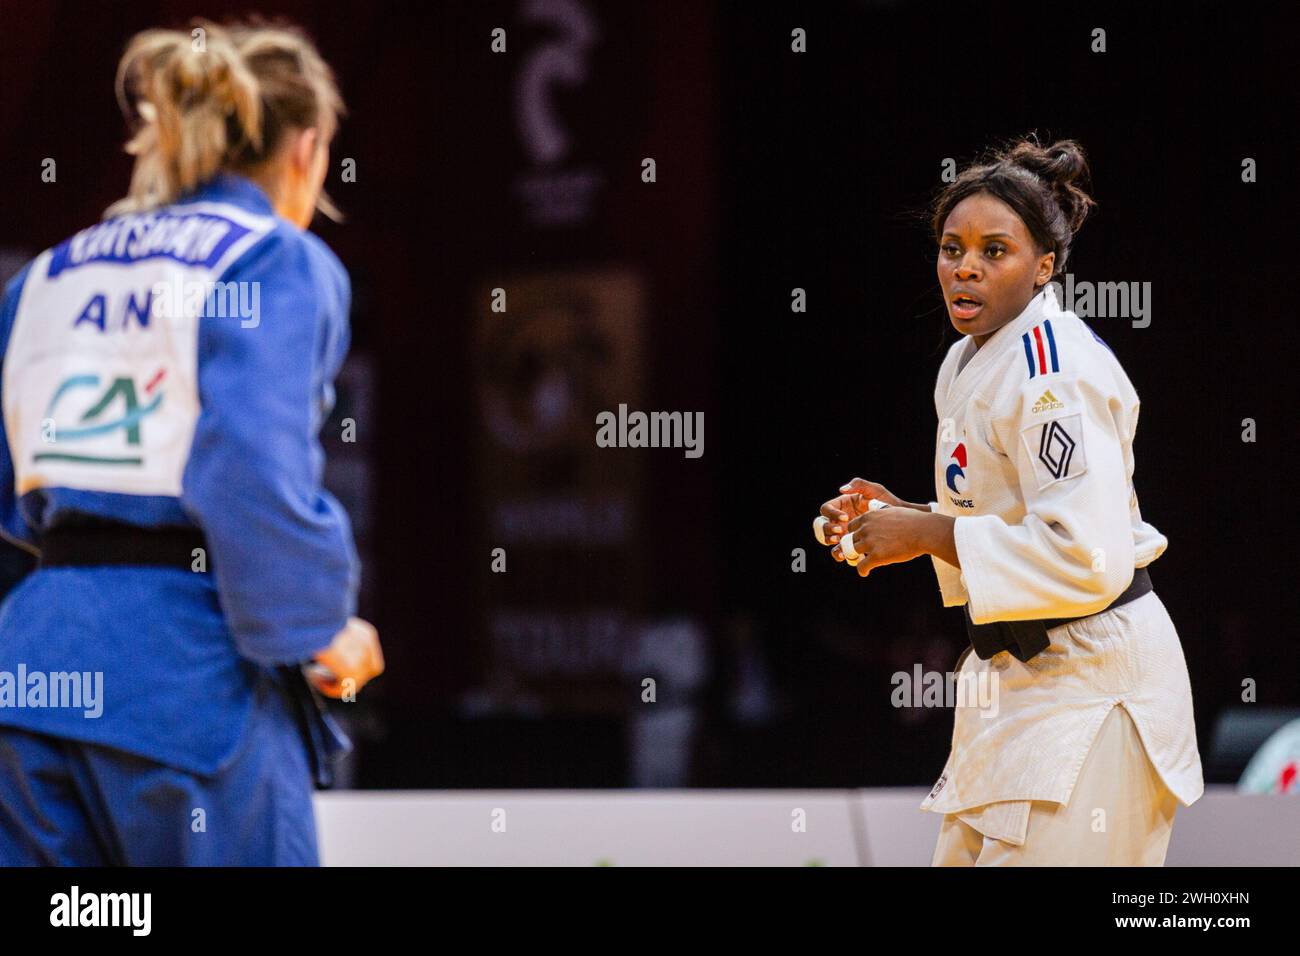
[953,372,1136,623]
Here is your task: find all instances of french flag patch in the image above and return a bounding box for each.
[1022,319,1060,378]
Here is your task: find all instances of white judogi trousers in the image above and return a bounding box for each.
[923,590,1203,866]
[930,704,1179,865]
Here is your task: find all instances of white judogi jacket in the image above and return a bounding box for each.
[918,285,1203,842]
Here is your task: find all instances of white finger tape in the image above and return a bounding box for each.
[840,530,861,561]
[813,516,830,546]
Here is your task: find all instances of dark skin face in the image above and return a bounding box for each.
[810,194,1058,578]
[937,192,1055,348]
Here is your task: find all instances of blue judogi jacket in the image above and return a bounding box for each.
[0,173,358,775]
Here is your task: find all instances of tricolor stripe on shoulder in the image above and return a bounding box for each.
[1021,319,1060,378]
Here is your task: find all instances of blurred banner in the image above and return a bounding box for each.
[472,270,645,714]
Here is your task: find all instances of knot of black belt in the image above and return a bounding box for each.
[963,566,1153,663]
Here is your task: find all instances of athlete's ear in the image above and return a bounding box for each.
[1035,250,1055,289]
[289,128,321,175]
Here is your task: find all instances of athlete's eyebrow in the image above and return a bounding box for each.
[940,231,1017,240]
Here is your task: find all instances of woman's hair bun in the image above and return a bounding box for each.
[107,19,344,220]
[1004,136,1096,233]
[929,132,1099,281]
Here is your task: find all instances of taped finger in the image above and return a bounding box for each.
[840,529,861,561]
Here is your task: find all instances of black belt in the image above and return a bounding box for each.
[963,566,1153,663]
[38,520,210,573]
[35,518,350,788]
[274,664,352,789]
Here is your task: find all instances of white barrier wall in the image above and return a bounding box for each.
[315,791,862,867]
[1164,790,1300,866]
[314,786,1300,866]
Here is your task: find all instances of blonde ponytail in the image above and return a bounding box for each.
[107,20,344,220]
[108,24,260,216]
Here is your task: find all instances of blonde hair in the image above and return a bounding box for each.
[107,20,344,220]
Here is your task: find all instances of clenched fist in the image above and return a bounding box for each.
[309,617,384,698]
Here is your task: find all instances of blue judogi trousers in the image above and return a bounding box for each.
[0,670,319,866]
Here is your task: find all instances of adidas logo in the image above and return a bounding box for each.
[1032,389,1065,413]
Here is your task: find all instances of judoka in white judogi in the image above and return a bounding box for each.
[919,283,1203,863]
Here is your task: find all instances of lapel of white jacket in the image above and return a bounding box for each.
[941,286,1060,417]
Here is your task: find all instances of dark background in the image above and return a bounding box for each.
[0,0,1294,789]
